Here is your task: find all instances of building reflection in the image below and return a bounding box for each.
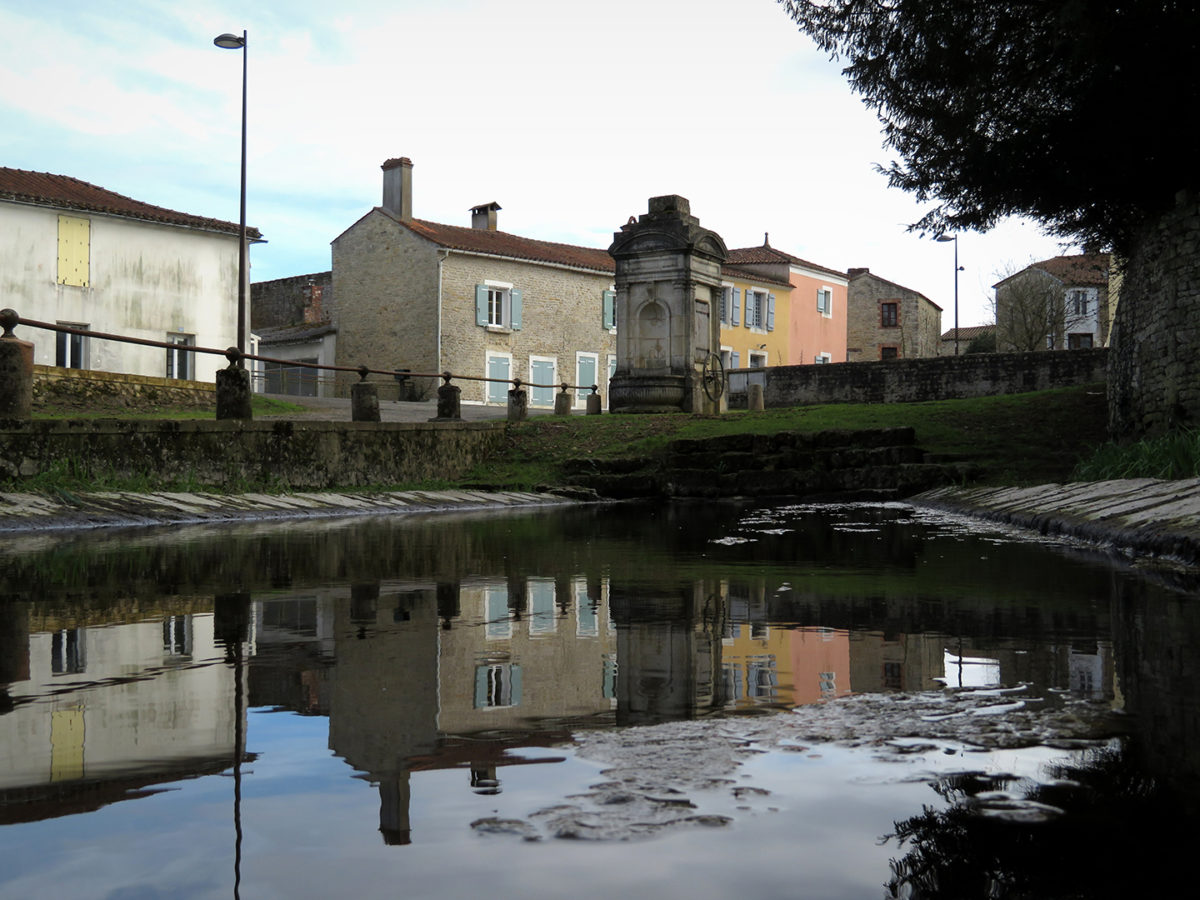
[0,571,1122,841]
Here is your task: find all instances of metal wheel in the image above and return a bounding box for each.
[701,352,725,401]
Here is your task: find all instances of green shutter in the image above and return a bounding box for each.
[510,289,523,330]
[476,284,488,326]
[603,290,615,330]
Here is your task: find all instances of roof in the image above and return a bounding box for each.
[849,268,942,311]
[994,252,1111,289]
[257,321,336,345]
[940,324,995,342]
[0,166,261,240]
[378,209,614,273]
[721,264,792,289]
[726,243,845,280]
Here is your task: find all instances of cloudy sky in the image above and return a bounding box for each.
[1,0,1074,328]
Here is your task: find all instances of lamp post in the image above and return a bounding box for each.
[935,234,963,355]
[214,30,248,363]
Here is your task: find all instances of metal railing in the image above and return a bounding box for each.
[2,310,601,419]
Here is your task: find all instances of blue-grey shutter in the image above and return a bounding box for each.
[603,290,615,330]
[731,351,740,369]
[744,291,752,328]
[509,664,522,706]
[767,293,776,331]
[731,288,741,326]
[510,289,523,330]
[475,284,488,326]
[474,666,489,708]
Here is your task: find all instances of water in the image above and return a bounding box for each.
[2,500,1197,899]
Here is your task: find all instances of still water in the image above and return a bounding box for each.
[1,500,1197,899]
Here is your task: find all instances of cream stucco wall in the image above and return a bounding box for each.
[0,200,242,382]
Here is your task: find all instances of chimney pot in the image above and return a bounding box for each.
[470,201,501,231]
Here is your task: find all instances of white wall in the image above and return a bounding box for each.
[0,200,243,382]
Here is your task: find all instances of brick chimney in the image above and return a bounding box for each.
[381,157,413,221]
[470,201,501,231]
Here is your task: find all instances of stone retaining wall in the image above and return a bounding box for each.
[734,348,1107,408]
[0,419,506,489]
[32,365,215,411]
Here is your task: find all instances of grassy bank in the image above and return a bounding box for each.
[465,384,1110,489]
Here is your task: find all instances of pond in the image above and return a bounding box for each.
[1,500,1197,899]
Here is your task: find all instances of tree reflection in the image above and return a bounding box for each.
[884,744,1192,898]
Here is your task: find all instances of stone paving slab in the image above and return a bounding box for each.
[916,479,1200,567]
[0,488,578,532]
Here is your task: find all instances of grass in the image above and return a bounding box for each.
[463,384,1111,489]
[1073,427,1200,481]
[31,394,308,420]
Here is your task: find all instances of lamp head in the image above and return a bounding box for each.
[935,234,956,243]
[214,32,246,49]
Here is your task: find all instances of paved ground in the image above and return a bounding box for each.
[256,393,559,423]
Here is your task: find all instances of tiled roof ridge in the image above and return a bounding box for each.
[398,213,615,273]
[849,269,941,309]
[727,244,844,279]
[0,165,259,238]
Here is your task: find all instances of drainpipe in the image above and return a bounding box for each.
[436,249,450,372]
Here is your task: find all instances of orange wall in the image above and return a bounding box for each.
[788,268,848,365]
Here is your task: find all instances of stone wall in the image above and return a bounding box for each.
[251,271,334,331]
[846,270,942,362]
[32,365,215,411]
[0,419,506,489]
[1108,195,1200,437]
[732,348,1107,408]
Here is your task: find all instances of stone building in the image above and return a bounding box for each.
[725,240,848,365]
[993,252,1112,352]
[846,267,943,360]
[250,272,337,396]
[0,166,259,383]
[331,158,616,406]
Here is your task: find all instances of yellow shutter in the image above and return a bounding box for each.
[57,215,90,287]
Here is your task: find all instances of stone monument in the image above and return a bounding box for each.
[608,195,727,414]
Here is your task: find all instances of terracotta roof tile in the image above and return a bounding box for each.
[1031,252,1111,286]
[940,324,995,342]
[0,166,261,239]
[727,244,844,280]
[393,212,614,273]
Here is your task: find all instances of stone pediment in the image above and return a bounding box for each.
[608,201,728,263]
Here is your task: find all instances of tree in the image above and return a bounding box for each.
[777,1,1200,255]
[963,329,996,354]
[992,263,1065,351]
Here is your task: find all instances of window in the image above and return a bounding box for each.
[1069,290,1089,316]
[475,282,522,330]
[51,628,86,675]
[485,585,511,639]
[719,285,733,324]
[881,302,899,328]
[817,287,833,317]
[1046,334,1056,350]
[529,356,556,408]
[602,289,617,331]
[55,323,88,369]
[485,353,511,404]
[163,615,193,658]
[748,351,767,369]
[576,580,598,637]
[1068,333,1094,350]
[528,578,556,635]
[57,215,90,287]
[743,289,775,331]
[575,351,598,408]
[166,333,195,380]
[814,352,832,364]
[474,662,522,708]
[881,346,899,360]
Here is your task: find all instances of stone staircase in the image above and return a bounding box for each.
[561,426,973,500]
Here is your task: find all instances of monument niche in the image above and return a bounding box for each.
[608,195,727,414]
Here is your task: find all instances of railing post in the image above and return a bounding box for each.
[507,378,528,422]
[351,365,380,422]
[431,371,461,421]
[554,383,572,416]
[747,382,765,411]
[216,347,253,420]
[0,309,34,421]
[586,384,602,416]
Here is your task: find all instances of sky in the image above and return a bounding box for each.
[1,0,1076,328]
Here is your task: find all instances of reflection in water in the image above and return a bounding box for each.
[1,502,1197,898]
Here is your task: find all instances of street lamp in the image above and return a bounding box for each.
[214,30,248,363]
[935,234,964,355]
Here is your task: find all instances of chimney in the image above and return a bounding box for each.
[848,267,870,278]
[381,157,413,220]
[470,202,501,231]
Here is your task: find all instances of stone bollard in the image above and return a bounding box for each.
[352,367,380,422]
[554,384,572,416]
[0,309,33,421]
[586,386,602,415]
[431,372,461,421]
[216,348,253,420]
[507,379,528,422]
[747,382,765,411]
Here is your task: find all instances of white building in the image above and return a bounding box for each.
[0,166,259,382]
